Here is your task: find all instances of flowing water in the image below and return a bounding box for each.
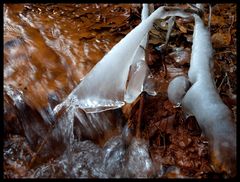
[4,4,158,178]
[4,4,237,178]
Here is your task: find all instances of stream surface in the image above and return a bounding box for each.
[4,3,236,179]
[4,3,140,107]
[4,3,157,178]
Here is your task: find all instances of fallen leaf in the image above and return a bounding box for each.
[176,20,190,33]
[208,15,226,26]
[211,32,231,48]
[178,25,188,33]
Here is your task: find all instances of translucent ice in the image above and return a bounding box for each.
[123,138,155,178]
[33,140,105,178]
[101,127,155,178]
[57,6,190,113]
[49,7,191,175]
[124,4,150,103]
[4,84,51,148]
[102,136,126,178]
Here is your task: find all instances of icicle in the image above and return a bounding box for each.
[55,6,190,114]
[124,4,150,103]
[168,14,236,176]
[188,14,214,84]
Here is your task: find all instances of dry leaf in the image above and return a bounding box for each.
[208,15,226,26]
[178,25,187,33]
[176,20,188,33]
[211,32,231,48]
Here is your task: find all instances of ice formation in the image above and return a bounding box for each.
[54,6,190,114]
[4,84,52,148]
[187,14,214,84]
[48,6,192,177]
[167,75,191,106]
[124,4,150,103]
[101,134,155,178]
[124,138,155,177]
[167,14,236,176]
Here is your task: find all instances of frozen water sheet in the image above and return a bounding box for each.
[56,6,190,113]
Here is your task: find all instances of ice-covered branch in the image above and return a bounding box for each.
[188,14,214,84]
[47,6,192,159]
[167,14,236,176]
[124,4,150,103]
[54,6,190,114]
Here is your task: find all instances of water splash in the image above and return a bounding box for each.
[4,4,195,178]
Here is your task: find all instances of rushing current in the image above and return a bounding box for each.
[4,4,159,178]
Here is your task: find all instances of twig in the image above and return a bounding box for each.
[214,50,236,56]
[217,72,227,92]
[162,16,175,78]
[136,92,145,138]
[160,132,166,151]
[28,137,48,169]
[208,4,212,31]
[28,120,56,169]
[158,44,168,78]
[186,4,204,17]
[226,72,234,98]
[165,16,175,46]
[163,59,168,78]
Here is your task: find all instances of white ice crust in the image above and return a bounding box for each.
[55,6,190,113]
[167,14,236,175]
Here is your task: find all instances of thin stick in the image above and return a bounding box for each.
[28,137,48,169]
[208,4,212,31]
[217,72,227,92]
[136,92,145,138]
[214,50,236,56]
[165,16,175,46]
[226,72,234,98]
[185,4,204,17]
[162,16,175,78]
[28,120,56,169]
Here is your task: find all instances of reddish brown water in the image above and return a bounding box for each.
[4,4,236,179]
[4,4,144,178]
[4,3,140,109]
